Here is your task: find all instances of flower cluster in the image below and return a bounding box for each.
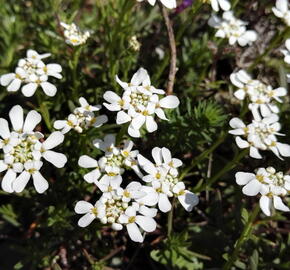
[0,105,67,193]
[60,22,90,46]
[203,0,230,12]
[103,68,180,137]
[273,0,290,26]
[75,181,157,243]
[208,11,257,47]
[53,97,108,134]
[229,112,290,159]
[137,147,199,213]
[0,50,62,97]
[230,69,287,117]
[78,134,141,186]
[236,167,290,216]
[75,136,199,242]
[136,0,177,9]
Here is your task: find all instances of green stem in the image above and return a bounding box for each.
[36,92,52,131]
[179,132,228,181]
[223,204,260,270]
[195,148,249,193]
[167,198,175,237]
[71,47,82,102]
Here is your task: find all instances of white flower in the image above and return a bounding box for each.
[103,68,180,138]
[75,201,106,227]
[54,97,108,134]
[272,0,290,26]
[137,147,199,212]
[60,22,90,46]
[75,182,157,242]
[229,112,290,159]
[208,11,257,47]
[136,0,177,9]
[118,205,157,242]
[0,105,67,193]
[236,167,290,216]
[0,50,62,97]
[204,0,231,12]
[78,134,141,186]
[230,70,287,117]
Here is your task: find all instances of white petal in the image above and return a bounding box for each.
[78,213,95,227]
[242,179,261,196]
[146,116,157,133]
[126,223,143,243]
[23,110,41,133]
[42,131,64,150]
[273,195,290,212]
[234,89,246,100]
[21,83,38,97]
[75,201,94,214]
[128,125,141,138]
[159,95,180,108]
[84,169,101,183]
[0,119,10,139]
[0,73,15,86]
[276,143,290,157]
[131,114,146,130]
[7,78,21,92]
[103,91,121,103]
[78,155,98,168]
[135,216,156,232]
[249,146,262,159]
[229,118,245,129]
[116,111,131,124]
[1,169,16,193]
[40,82,57,96]
[42,150,67,168]
[235,137,250,148]
[235,172,255,185]
[13,171,31,193]
[9,105,24,131]
[178,191,199,212]
[158,193,172,212]
[259,196,271,216]
[32,171,49,193]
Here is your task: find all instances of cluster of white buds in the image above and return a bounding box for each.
[53,97,108,134]
[0,50,62,97]
[137,147,199,213]
[230,70,287,117]
[78,134,142,187]
[229,112,290,159]
[0,105,67,193]
[208,11,257,47]
[236,167,290,216]
[60,22,90,46]
[103,68,180,137]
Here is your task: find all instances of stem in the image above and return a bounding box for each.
[71,47,82,102]
[196,148,249,193]
[36,92,52,131]
[167,198,175,237]
[223,204,260,270]
[179,132,228,181]
[159,2,177,95]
